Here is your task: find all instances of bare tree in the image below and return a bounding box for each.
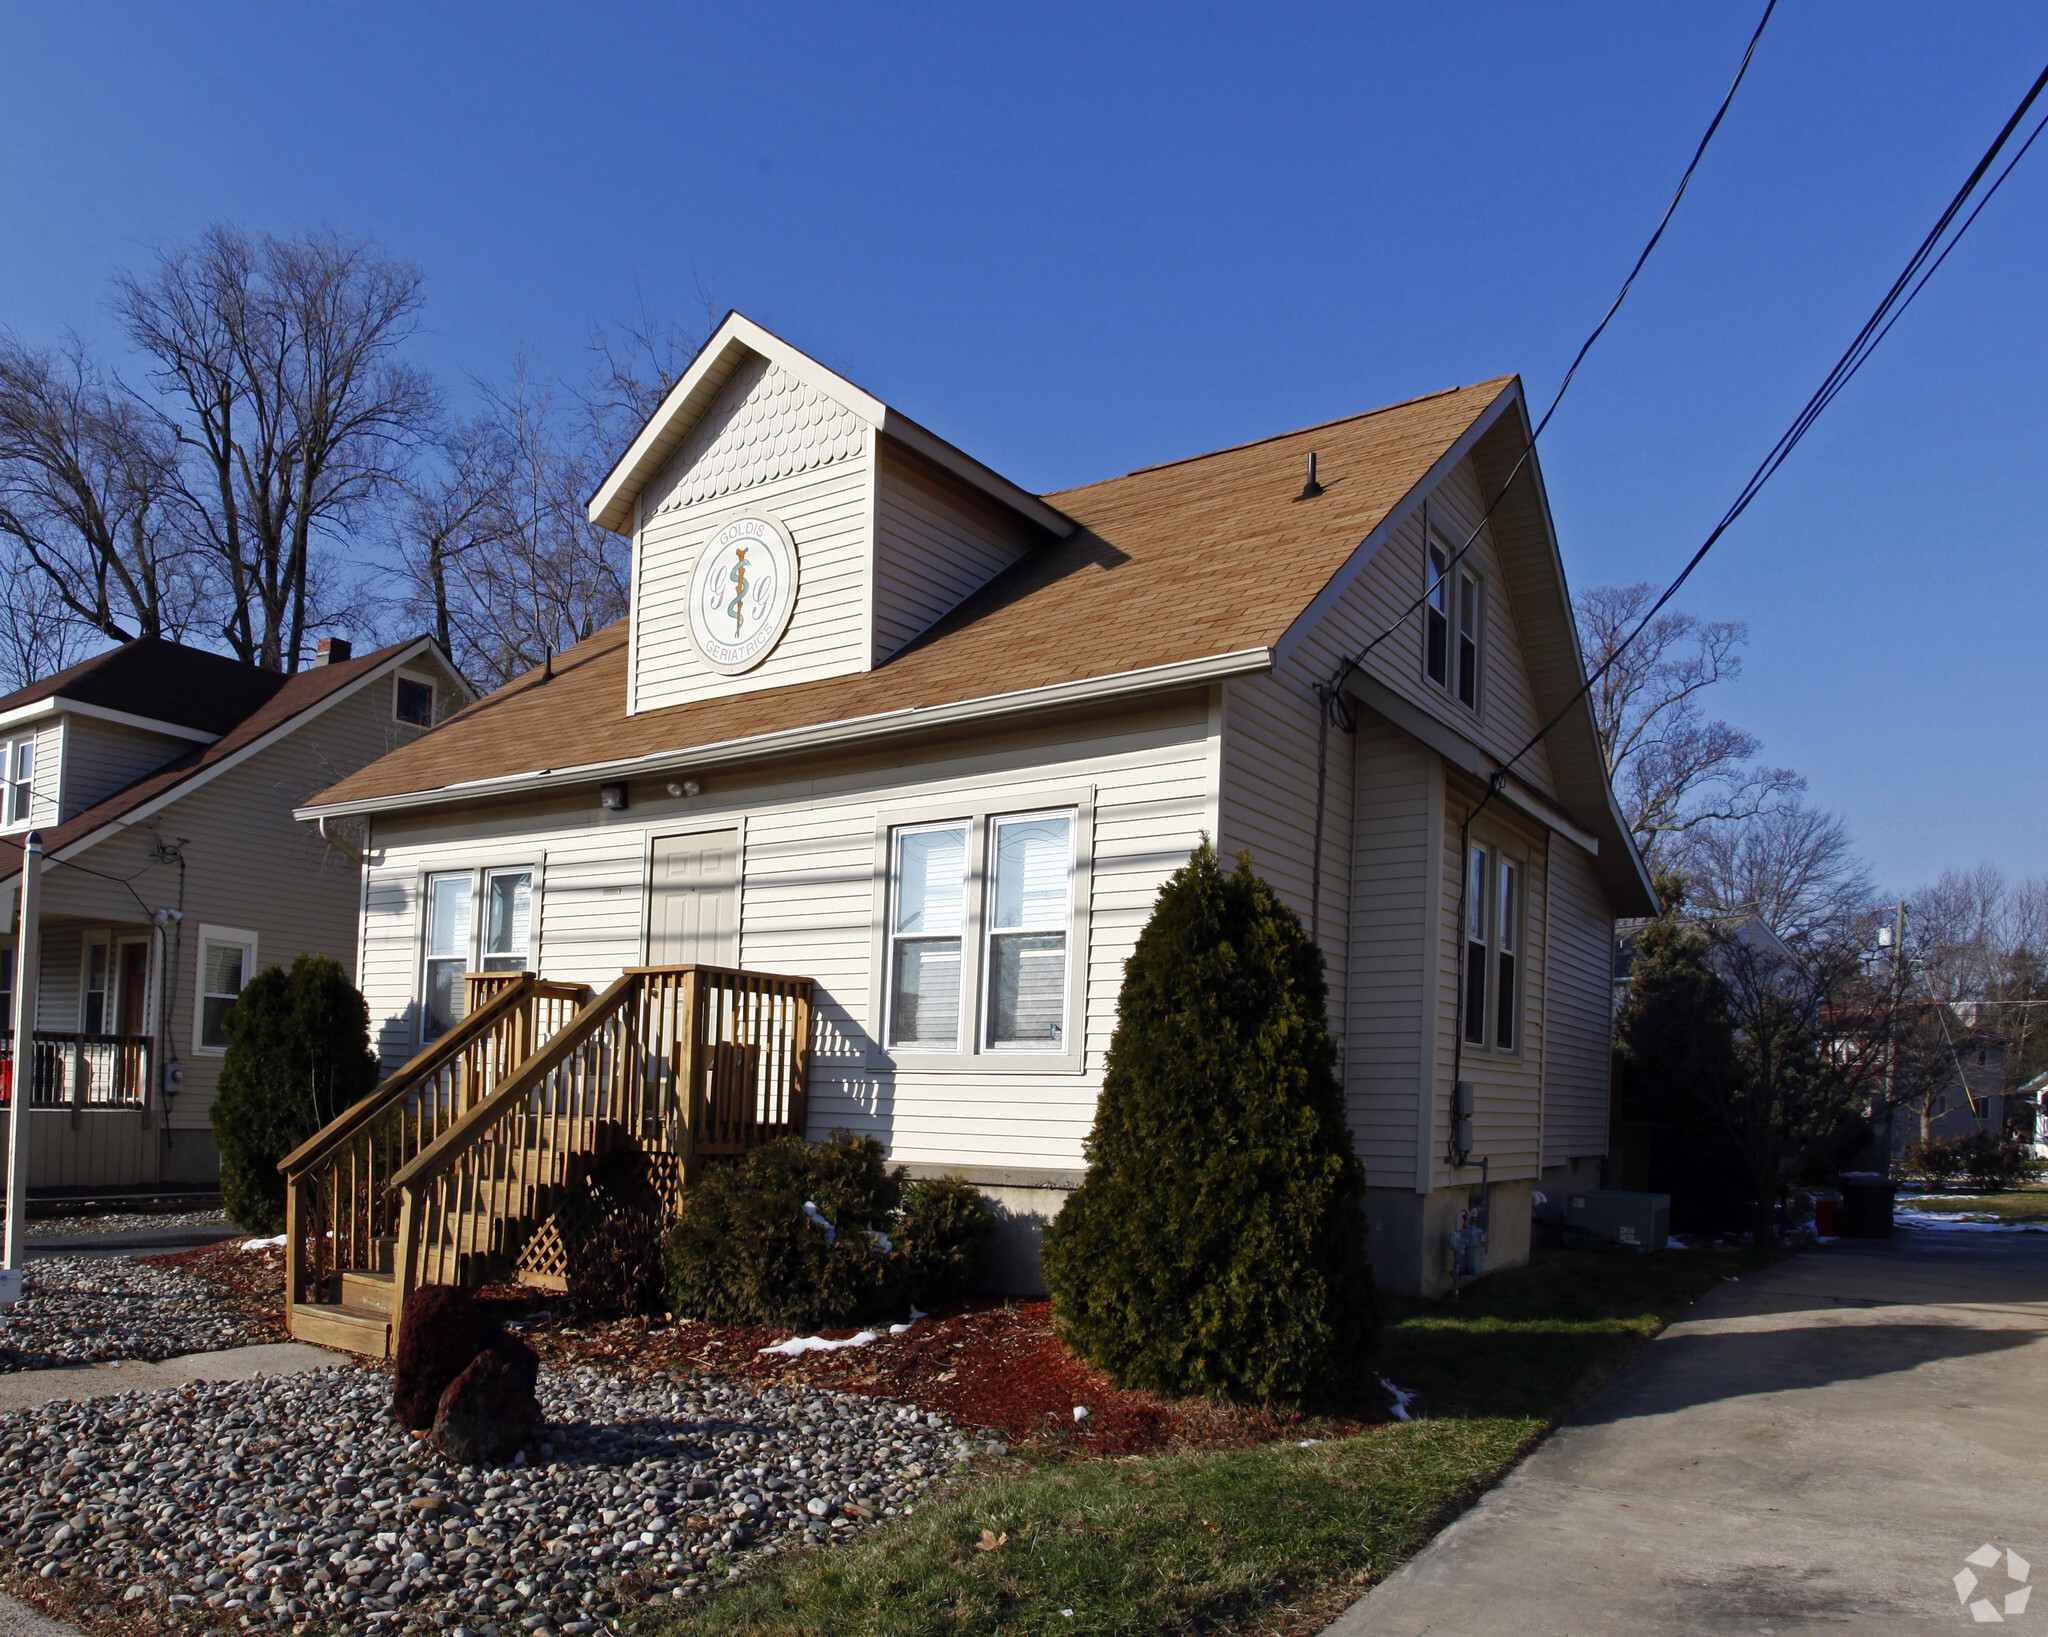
[387,415,515,658]
[0,336,207,645]
[1680,800,1877,954]
[113,225,438,671]
[390,302,705,691]
[0,556,98,689]
[1575,582,1800,867]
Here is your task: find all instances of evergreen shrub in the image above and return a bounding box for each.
[664,1134,995,1326]
[896,1176,997,1305]
[210,953,380,1233]
[1039,843,1379,1403]
[1908,1131,2036,1192]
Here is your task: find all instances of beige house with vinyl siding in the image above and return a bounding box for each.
[301,312,1655,1297]
[0,635,470,1191]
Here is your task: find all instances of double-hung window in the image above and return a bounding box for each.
[882,807,1080,1062]
[1462,845,1522,1052]
[1423,538,1483,712]
[2,737,34,828]
[984,814,1074,1050]
[422,866,533,1040]
[886,824,968,1051]
[196,926,258,1052]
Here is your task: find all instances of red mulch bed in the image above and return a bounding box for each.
[516,1297,1392,1455]
[146,1252,1390,1455]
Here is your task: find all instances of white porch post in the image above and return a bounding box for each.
[3,831,44,1295]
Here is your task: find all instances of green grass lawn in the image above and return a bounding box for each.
[643,1244,1772,1637]
[1910,1190,2048,1224]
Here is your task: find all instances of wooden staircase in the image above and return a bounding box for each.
[277,966,812,1358]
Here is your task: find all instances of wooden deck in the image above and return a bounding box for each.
[278,967,811,1357]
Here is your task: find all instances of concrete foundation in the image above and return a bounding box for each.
[895,1164,1077,1297]
[1368,1176,1537,1297]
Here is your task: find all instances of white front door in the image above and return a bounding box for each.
[648,830,740,967]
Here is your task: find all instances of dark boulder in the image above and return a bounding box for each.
[433,1332,543,1466]
[390,1285,497,1431]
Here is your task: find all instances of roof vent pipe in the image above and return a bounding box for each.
[1298,452,1324,500]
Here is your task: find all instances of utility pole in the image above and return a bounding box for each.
[3,831,43,1299]
[1880,900,1908,1178]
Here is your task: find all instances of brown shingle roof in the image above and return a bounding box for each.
[0,637,287,736]
[0,637,432,883]
[307,379,1514,811]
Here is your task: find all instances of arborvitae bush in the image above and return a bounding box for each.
[664,1134,994,1326]
[210,953,380,1233]
[1039,843,1379,1403]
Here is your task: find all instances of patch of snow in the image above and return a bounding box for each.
[1896,1208,2047,1234]
[1379,1376,1416,1422]
[239,1235,286,1251]
[1072,1405,1090,1422]
[800,1202,837,1247]
[757,1330,880,1358]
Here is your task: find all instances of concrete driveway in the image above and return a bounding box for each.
[1327,1228,2048,1634]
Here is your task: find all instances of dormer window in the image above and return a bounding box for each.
[1423,537,1482,712]
[3,737,34,828]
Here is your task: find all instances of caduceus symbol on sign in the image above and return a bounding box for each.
[725,546,750,637]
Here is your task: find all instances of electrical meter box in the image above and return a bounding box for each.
[1563,1190,1670,1252]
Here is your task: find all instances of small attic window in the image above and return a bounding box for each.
[395,674,436,728]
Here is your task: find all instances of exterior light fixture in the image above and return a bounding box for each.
[600,783,628,811]
[666,780,702,798]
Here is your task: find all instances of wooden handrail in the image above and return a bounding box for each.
[277,973,585,1177]
[388,971,641,1193]
[619,963,815,984]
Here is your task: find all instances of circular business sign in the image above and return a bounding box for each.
[685,512,800,675]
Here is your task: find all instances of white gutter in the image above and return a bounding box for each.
[296,646,1273,821]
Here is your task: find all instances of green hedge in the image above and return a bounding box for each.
[664,1134,994,1327]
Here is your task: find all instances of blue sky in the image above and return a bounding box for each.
[3,3,2043,892]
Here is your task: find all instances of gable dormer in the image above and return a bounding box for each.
[589,314,1072,716]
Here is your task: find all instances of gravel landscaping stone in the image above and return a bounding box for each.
[0,1361,971,1634]
[0,1257,272,1371]
[27,1210,229,1239]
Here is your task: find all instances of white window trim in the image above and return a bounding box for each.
[393,669,439,729]
[194,924,259,1057]
[867,788,1093,1076]
[1422,529,1484,717]
[1,733,37,833]
[979,809,1080,1056]
[416,864,538,1043]
[1460,840,1526,1058]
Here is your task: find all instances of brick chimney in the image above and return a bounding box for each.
[313,637,352,667]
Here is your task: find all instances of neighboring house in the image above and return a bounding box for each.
[1893,1012,2009,1156]
[0,635,471,1190]
[298,312,1655,1299]
[1611,911,1800,1014]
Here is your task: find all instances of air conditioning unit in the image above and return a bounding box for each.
[1563,1189,1670,1252]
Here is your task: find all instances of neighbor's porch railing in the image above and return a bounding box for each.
[0,1031,154,1118]
[384,964,812,1328]
[277,972,590,1306]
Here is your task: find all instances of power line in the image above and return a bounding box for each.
[1319,0,1778,702]
[1499,59,2048,791]
[1304,0,1777,946]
